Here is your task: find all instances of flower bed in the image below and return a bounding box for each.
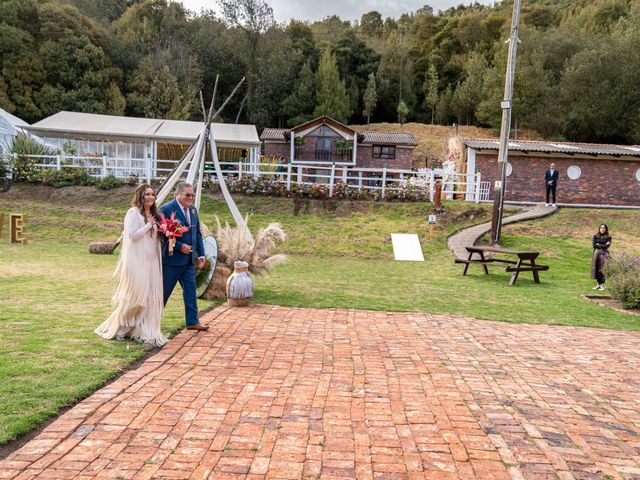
[214,175,430,202]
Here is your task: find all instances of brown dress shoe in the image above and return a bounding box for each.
[186,324,209,331]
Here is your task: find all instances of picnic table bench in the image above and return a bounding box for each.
[455,245,549,286]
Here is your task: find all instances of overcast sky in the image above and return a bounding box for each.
[177,0,496,23]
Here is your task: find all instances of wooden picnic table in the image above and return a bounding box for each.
[455,245,549,286]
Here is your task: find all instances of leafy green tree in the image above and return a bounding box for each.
[36,4,124,116]
[573,0,631,34]
[559,14,640,143]
[423,63,439,124]
[310,15,352,46]
[523,5,559,29]
[190,13,246,120]
[0,75,14,112]
[127,57,190,119]
[0,1,124,121]
[436,86,454,125]
[38,2,110,49]
[111,0,192,81]
[314,49,351,123]
[218,0,275,126]
[452,53,486,125]
[114,0,190,50]
[376,31,416,121]
[36,36,122,116]
[281,62,315,127]
[332,31,379,122]
[59,0,134,26]
[360,11,383,37]
[286,21,318,70]
[477,34,552,133]
[362,73,377,124]
[397,100,409,126]
[251,28,296,129]
[0,0,39,36]
[105,82,126,115]
[0,15,43,120]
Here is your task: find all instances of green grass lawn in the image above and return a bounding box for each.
[1,184,639,446]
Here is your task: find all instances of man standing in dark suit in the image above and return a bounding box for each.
[160,182,208,331]
[544,162,558,207]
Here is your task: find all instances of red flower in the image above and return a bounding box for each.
[158,212,189,239]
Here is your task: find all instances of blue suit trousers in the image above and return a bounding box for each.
[163,263,198,326]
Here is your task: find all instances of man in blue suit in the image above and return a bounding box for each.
[544,162,558,207]
[160,182,208,331]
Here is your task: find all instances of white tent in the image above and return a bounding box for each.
[25,111,260,148]
[23,111,261,180]
[0,107,29,153]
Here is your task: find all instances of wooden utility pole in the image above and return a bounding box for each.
[489,0,522,245]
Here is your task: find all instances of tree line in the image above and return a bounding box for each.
[1,0,639,144]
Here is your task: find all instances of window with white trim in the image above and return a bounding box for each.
[567,165,581,180]
[373,145,395,159]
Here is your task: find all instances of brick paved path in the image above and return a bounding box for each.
[2,305,640,480]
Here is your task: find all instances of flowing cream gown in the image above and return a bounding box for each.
[95,207,168,347]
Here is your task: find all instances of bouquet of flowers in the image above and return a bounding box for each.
[158,212,189,255]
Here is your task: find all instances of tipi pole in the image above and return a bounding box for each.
[186,128,207,185]
[155,141,197,197]
[207,127,253,242]
[156,145,197,204]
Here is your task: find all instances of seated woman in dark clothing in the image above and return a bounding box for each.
[591,224,612,290]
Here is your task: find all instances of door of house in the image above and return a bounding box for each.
[315,137,332,161]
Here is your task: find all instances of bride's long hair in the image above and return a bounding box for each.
[132,183,160,224]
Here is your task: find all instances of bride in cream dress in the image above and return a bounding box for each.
[95,183,168,347]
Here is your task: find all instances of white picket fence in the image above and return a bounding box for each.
[7,153,491,202]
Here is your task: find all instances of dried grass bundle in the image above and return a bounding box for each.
[215,216,287,276]
[446,134,466,172]
[201,264,232,300]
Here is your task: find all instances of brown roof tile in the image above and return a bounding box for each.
[465,138,640,158]
[259,127,417,146]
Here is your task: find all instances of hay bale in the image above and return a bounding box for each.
[89,240,120,255]
[201,264,231,300]
[0,178,10,192]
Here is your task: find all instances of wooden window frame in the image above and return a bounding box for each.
[373,145,396,160]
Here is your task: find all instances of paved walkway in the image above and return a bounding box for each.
[448,205,557,259]
[2,305,640,480]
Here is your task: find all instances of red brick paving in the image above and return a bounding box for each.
[2,305,640,480]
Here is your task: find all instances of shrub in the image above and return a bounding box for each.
[123,173,140,186]
[603,253,640,309]
[8,132,55,183]
[385,182,430,201]
[42,166,91,188]
[0,156,7,177]
[93,175,124,190]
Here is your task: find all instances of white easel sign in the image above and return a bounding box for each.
[391,234,425,262]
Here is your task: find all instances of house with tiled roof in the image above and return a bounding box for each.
[465,138,640,207]
[260,116,417,171]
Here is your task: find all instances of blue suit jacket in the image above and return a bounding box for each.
[545,169,558,186]
[159,199,205,266]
